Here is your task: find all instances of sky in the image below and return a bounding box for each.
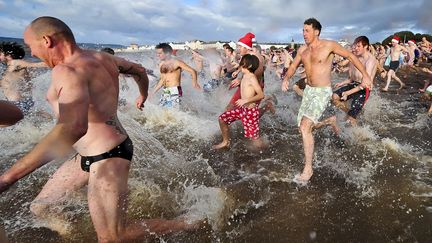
[0,0,431,46]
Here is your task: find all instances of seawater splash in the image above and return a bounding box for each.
[0,50,431,242]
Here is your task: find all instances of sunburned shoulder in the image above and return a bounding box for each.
[52,64,78,78]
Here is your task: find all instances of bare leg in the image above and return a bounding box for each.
[213,119,230,149]
[382,70,394,91]
[259,97,276,116]
[428,102,432,114]
[87,158,201,242]
[30,155,89,234]
[332,94,349,113]
[346,116,358,126]
[293,85,304,97]
[296,117,314,182]
[225,103,235,112]
[87,158,129,242]
[314,115,340,135]
[419,80,430,92]
[392,72,405,89]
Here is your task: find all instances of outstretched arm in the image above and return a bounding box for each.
[0,65,89,193]
[12,59,48,69]
[333,42,372,89]
[115,56,149,110]
[340,58,378,100]
[177,60,200,90]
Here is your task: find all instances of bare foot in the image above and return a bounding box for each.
[398,83,406,90]
[178,218,207,231]
[419,88,425,93]
[293,171,313,185]
[212,140,230,150]
[381,88,388,92]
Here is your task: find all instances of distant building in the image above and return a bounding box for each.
[117,40,300,52]
[338,39,350,47]
[127,43,139,50]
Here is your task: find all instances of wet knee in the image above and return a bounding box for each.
[299,123,312,135]
[97,232,122,243]
[30,201,49,217]
[332,94,340,101]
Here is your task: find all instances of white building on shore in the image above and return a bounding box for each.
[118,41,298,52]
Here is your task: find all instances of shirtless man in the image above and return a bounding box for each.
[152,43,200,108]
[202,48,224,92]
[281,18,372,183]
[0,42,47,114]
[213,54,264,149]
[382,36,408,91]
[227,33,259,109]
[227,33,273,115]
[333,36,378,125]
[419,37,431,53]
[0,100,23,127]
[191,49,204,77]
[0,17,199,242]
[223,46,238,79]
[407,40,420,66]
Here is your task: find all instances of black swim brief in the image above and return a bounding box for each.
[80,136,133,172]
[389,61,399,71]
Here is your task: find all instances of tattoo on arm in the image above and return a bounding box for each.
[119,65,133,74]
[119,65,143,82]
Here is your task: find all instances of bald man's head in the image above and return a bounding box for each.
[28,16,76,44]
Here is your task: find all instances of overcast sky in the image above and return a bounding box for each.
[0,0,430,45]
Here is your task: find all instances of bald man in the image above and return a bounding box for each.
[0,16,198,242]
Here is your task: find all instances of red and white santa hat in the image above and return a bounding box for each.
[391,36,400,43]
[245,32,256,43]
[237,33,254,49]
[408,40,416,45]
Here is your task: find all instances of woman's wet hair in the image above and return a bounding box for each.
[0,42,25,59]
[239,54,259,73]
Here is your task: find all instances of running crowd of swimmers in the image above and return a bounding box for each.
[0,16,431,242]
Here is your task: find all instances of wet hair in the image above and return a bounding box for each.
[30,16,76,44]
[101,47,115,55]
[304,18,322,36]
[239,54,259,73]
[155,43,173,54]
[354,36,370,48]
[0,42,25,59]
[223,43,231,49]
